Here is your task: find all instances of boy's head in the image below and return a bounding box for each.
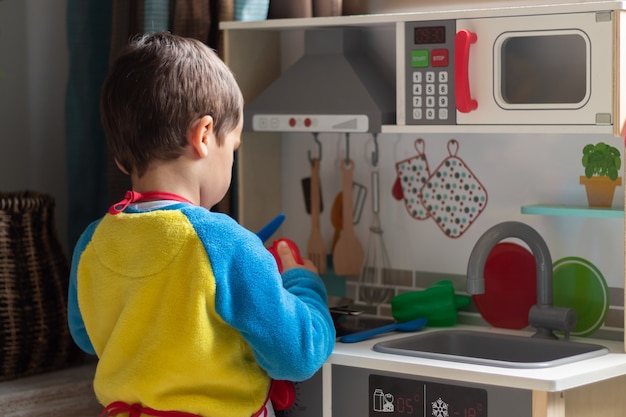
[100,32,244,178]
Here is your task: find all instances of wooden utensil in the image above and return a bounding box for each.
[330,192,343,252]
[330,183,367,252]
[307,158,326,274]
[333,159,364,276]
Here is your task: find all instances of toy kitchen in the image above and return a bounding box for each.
[222,1,626,416]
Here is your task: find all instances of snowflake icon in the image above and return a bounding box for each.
[431,397,449,417]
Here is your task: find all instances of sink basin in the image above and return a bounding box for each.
[373,330,609,368]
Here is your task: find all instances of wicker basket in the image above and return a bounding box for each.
[0,191,84,381]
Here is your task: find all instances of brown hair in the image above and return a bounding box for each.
[100,32,243,177]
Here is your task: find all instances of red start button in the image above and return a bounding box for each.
[289,118,296,127]
[304,118,312,127]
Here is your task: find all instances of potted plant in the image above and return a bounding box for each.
[580,141,622,207]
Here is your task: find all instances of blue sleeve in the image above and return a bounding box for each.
[184,208,336,382]
[67,219,100,355]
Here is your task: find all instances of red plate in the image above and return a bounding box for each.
[472,242,537,329]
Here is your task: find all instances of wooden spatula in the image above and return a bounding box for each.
[330,192,342,252]
[307,158,326,274]
[333,159,364,276]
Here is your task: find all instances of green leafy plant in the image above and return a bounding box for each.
[582,142,621,181]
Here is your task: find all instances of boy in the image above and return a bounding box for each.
[68,32,335,417]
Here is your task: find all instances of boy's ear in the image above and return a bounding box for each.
[114,158,130,175]
[189,115,214,158]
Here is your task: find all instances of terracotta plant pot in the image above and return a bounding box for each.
[579,176,622,207]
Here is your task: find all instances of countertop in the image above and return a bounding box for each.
[329,324,626,392]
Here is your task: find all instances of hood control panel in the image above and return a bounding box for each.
[252,114,370,133]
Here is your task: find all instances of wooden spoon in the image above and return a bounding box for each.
[306,158,326,274]
[333,159,364,276]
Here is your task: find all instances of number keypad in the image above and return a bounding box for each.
[411,69,450,122]
[405,20,456,125]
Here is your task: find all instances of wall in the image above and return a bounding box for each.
[0,0,69,251]
[283,133,624,280]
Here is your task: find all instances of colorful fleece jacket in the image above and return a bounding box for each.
[67,203,336,417]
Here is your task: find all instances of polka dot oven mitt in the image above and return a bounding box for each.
[420,139,488,238]
[394,138,431,220]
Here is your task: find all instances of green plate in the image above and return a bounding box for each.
[552,257,609,337]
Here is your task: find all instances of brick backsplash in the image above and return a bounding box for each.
[342,269,624,341]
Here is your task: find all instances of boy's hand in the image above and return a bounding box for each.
[277,240,318,274]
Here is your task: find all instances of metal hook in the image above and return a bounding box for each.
[307,133,322,162]
[345,133,351,164]
[371,133,379,167]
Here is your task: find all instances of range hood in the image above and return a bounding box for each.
[244,28,396,133]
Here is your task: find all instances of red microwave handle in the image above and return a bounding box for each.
[455,29,478,113]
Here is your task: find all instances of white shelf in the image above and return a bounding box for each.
[382,124,617,135]
[220,1,626,31]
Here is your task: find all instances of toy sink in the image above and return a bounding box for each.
[373,330,609,369]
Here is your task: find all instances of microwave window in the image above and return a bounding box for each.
[500,34,587,104]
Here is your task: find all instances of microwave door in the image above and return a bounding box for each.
[496,31,590,109]
[456,12,614,125]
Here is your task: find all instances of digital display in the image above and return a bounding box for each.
[414,26,446,45]
[369,374,487,417]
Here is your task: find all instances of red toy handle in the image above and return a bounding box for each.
[269,379,296,411]
[454,29,478,113]
[268,238,304,273]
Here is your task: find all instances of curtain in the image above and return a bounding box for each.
[65,1,235,247]
[65,1,113,248]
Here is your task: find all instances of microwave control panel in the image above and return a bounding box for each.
[405,20,456,125]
